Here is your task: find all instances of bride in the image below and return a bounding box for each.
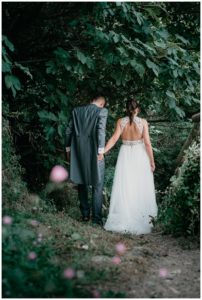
[104,99,158,234]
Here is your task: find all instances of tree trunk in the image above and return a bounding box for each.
[175,113,200,171]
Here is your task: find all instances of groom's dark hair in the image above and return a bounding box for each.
[92,94,106,102]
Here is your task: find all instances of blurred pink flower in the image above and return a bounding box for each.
[63,268,75,279]
[50,165,68,183]
[115,242,126,255]
[159,267,169,278]
[28,252,37,260]
[92,289,100,298]
[2,216,13,225]
[30,220,38,226]
[112,256,121,265]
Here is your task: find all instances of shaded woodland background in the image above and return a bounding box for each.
[2,2,200,298]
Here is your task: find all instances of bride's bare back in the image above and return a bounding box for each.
[120,116,143,141]
[104,114,155,172]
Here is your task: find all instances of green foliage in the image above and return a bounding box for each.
[2,3,199,189]
[2,35,32,97]
[157,141,200,237]
[2,212,88,298]
[2,102,27,206]
[2,205,127,298]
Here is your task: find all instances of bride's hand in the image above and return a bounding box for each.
[150,161,155,172]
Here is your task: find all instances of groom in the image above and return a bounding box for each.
[65,95,108,226]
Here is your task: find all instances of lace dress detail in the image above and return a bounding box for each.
[120,116,144,134]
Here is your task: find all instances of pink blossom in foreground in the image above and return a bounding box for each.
[92,290,100,298]
[30,220,39,227]
[28,252,37,260]
[159,268,169,278]
[2,216,13,225]
[112,256,121,265]
[63,268,75,279]
[50,165,68,183]
[115,242,126,255]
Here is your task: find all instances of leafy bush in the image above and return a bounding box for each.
[2,103,28,207]
[157,141,200,236]
[2,211,88,298]
[2,208,127,298]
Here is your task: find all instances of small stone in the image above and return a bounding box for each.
[92,256,111,263]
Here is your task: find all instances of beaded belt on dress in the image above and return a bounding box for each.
[122,139,144,146]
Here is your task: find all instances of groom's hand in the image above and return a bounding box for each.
[98,154,104,161]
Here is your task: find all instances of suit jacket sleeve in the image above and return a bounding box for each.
[64,112,74,152]
[97,108,108,154]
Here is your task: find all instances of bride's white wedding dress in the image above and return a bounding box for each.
[104,116,158,235]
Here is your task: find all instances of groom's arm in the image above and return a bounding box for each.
[97,108,108,155]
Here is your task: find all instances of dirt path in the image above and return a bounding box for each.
[41,184,200,298]
[102,230,200,298]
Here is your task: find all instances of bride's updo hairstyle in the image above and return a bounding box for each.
[126,99,140,124]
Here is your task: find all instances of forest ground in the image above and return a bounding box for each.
[3,183,200,298]
[36,186,200,297]
[52,218,200,298]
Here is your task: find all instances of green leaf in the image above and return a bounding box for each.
[86,57,94,69]
[168,98,176,109]
[2,61,12,73]
[46,61,57,74]
[14,62,33,79]
[54,47,70,60]
[130,60,145,78]
[193,62,200,75]
[154,40,167,49]
[175,34,189,45]
[4,75,21,97]
[45,126,55,140]
[146,59,159,76]
[120,58,129,66]
[58,124,64,138]
[173,69,178,78]
[76,50,87,64]
[113,33,119,43]
[157,28,169,40]
[38,110,58,122]
[2,35,14,52]
[166,90,176,98]
[104,53,114,64]
[133,11,144,25]
[175,106,185,118]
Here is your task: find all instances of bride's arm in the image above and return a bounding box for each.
[142,119,155,172]
[104,119,122,154]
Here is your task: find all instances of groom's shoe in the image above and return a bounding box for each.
[92,219,103,227]
[82,216,90,222]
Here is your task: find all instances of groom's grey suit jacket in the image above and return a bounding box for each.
[65,104,108,186]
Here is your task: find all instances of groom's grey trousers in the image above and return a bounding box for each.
[78,158,105,223]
